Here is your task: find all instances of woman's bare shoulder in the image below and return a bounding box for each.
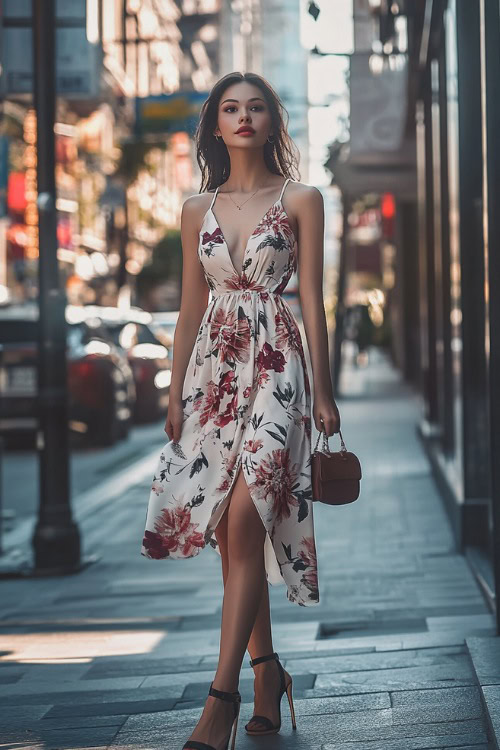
[287,181,324,220]
[289,180,323,200]
[181,191,215,231]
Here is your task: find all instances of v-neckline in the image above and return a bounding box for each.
[210,198,282,278]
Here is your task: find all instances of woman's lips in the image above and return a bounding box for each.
[236,130,255,136]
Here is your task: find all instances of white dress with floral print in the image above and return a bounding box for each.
[141,177,319,606]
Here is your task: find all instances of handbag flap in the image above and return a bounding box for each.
[314,450,362,481]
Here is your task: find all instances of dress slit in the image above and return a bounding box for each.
[209,454,284,586]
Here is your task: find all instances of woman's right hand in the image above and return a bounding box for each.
[164,397,184,443]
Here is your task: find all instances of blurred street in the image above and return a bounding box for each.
[0,348,497,750]
[1,419,166,549]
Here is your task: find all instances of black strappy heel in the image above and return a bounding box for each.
[244,651,296,735]
[183,682,241,750]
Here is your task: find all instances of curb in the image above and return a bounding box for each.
[466,635,500,750]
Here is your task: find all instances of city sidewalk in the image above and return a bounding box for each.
[0,347,497,749]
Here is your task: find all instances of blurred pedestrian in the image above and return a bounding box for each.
[141,71,340,750]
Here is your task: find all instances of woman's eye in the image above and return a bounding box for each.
[223,106,264,113]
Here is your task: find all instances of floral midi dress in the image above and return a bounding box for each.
[141,177,319,606]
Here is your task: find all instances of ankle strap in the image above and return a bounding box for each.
[249,651,279,668]
[209,683,241,702]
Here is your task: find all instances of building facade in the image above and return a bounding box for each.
[340,0,500,620]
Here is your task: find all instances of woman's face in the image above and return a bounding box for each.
[214,81,273,149]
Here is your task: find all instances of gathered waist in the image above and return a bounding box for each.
[210,289,283,300]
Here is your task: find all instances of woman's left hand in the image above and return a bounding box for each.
[313,395,341,436]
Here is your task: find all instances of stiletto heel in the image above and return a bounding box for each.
[244,651,296,735]
[183,682,241,750]
[286,680,297,730]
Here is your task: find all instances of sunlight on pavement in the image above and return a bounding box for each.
[0,630,166,662]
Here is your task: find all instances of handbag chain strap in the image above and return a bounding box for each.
[313,424,347,455]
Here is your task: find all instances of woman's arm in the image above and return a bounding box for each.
[165,195,210,440]
[295,185,340,436]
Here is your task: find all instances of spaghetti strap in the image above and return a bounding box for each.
[279,177,291,202]
[209,185,220,211]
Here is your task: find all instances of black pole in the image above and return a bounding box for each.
[480,0,500,632]
[31,0,81,572]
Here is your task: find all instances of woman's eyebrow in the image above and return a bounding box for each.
[220,97,265,105]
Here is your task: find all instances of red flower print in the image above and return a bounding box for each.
[298,536,318,597]
[151,480,164,496]
[256,370,270,389]
[255,203,295,245]
[210,307,251,364]
[202,227,224,246]
[275,309,304,358]
[244,438,263,453]
[243,385,252,398]
[214,392,238,427]
[215,451,239,492]
[298,535,317,567]
[194,380,221,427]
[257,342,286,373]
[220,369,236,394]
[303,414,311,438]
[143,502,205,558]
[249,448,300,523]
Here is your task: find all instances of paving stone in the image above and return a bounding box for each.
[291,693,391,715]
[467,636,500,684]
[427,614,495,631]
[0,672,22,683]
[305,677,479,699]
[324,735,490,749]
[285,646,467,674]
[0,675,146,697]
[314,661,475,690]
[82,655,209,680]
[0,685,186,706]
[391,697,483,727]
[44,697,177,719]
[5,714,129,731]
[480,685,500,748]
[0,704,52,725]
[0,725,122,749]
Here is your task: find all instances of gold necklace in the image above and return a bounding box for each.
[220,180,270,211]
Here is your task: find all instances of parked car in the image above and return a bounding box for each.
[83,306,172,423]
[0,304,136,446]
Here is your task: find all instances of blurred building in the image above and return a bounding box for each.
[330,0,500,613]
[0,0,218,308]
[219,0,309,181]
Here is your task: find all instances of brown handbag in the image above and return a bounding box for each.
[311,427,362,505]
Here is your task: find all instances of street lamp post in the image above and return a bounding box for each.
[31,0,81,573]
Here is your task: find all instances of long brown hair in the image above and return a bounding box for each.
[195,72,301,193]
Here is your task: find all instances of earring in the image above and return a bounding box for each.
[214,134,221,140]
[267,134,275,143]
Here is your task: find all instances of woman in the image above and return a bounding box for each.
[141,71,340,750]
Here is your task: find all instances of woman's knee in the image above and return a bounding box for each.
[227,469,266,563]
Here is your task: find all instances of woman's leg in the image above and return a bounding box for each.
[214,500,273,658]
[213,477,288,732]
[185,466,268,747]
